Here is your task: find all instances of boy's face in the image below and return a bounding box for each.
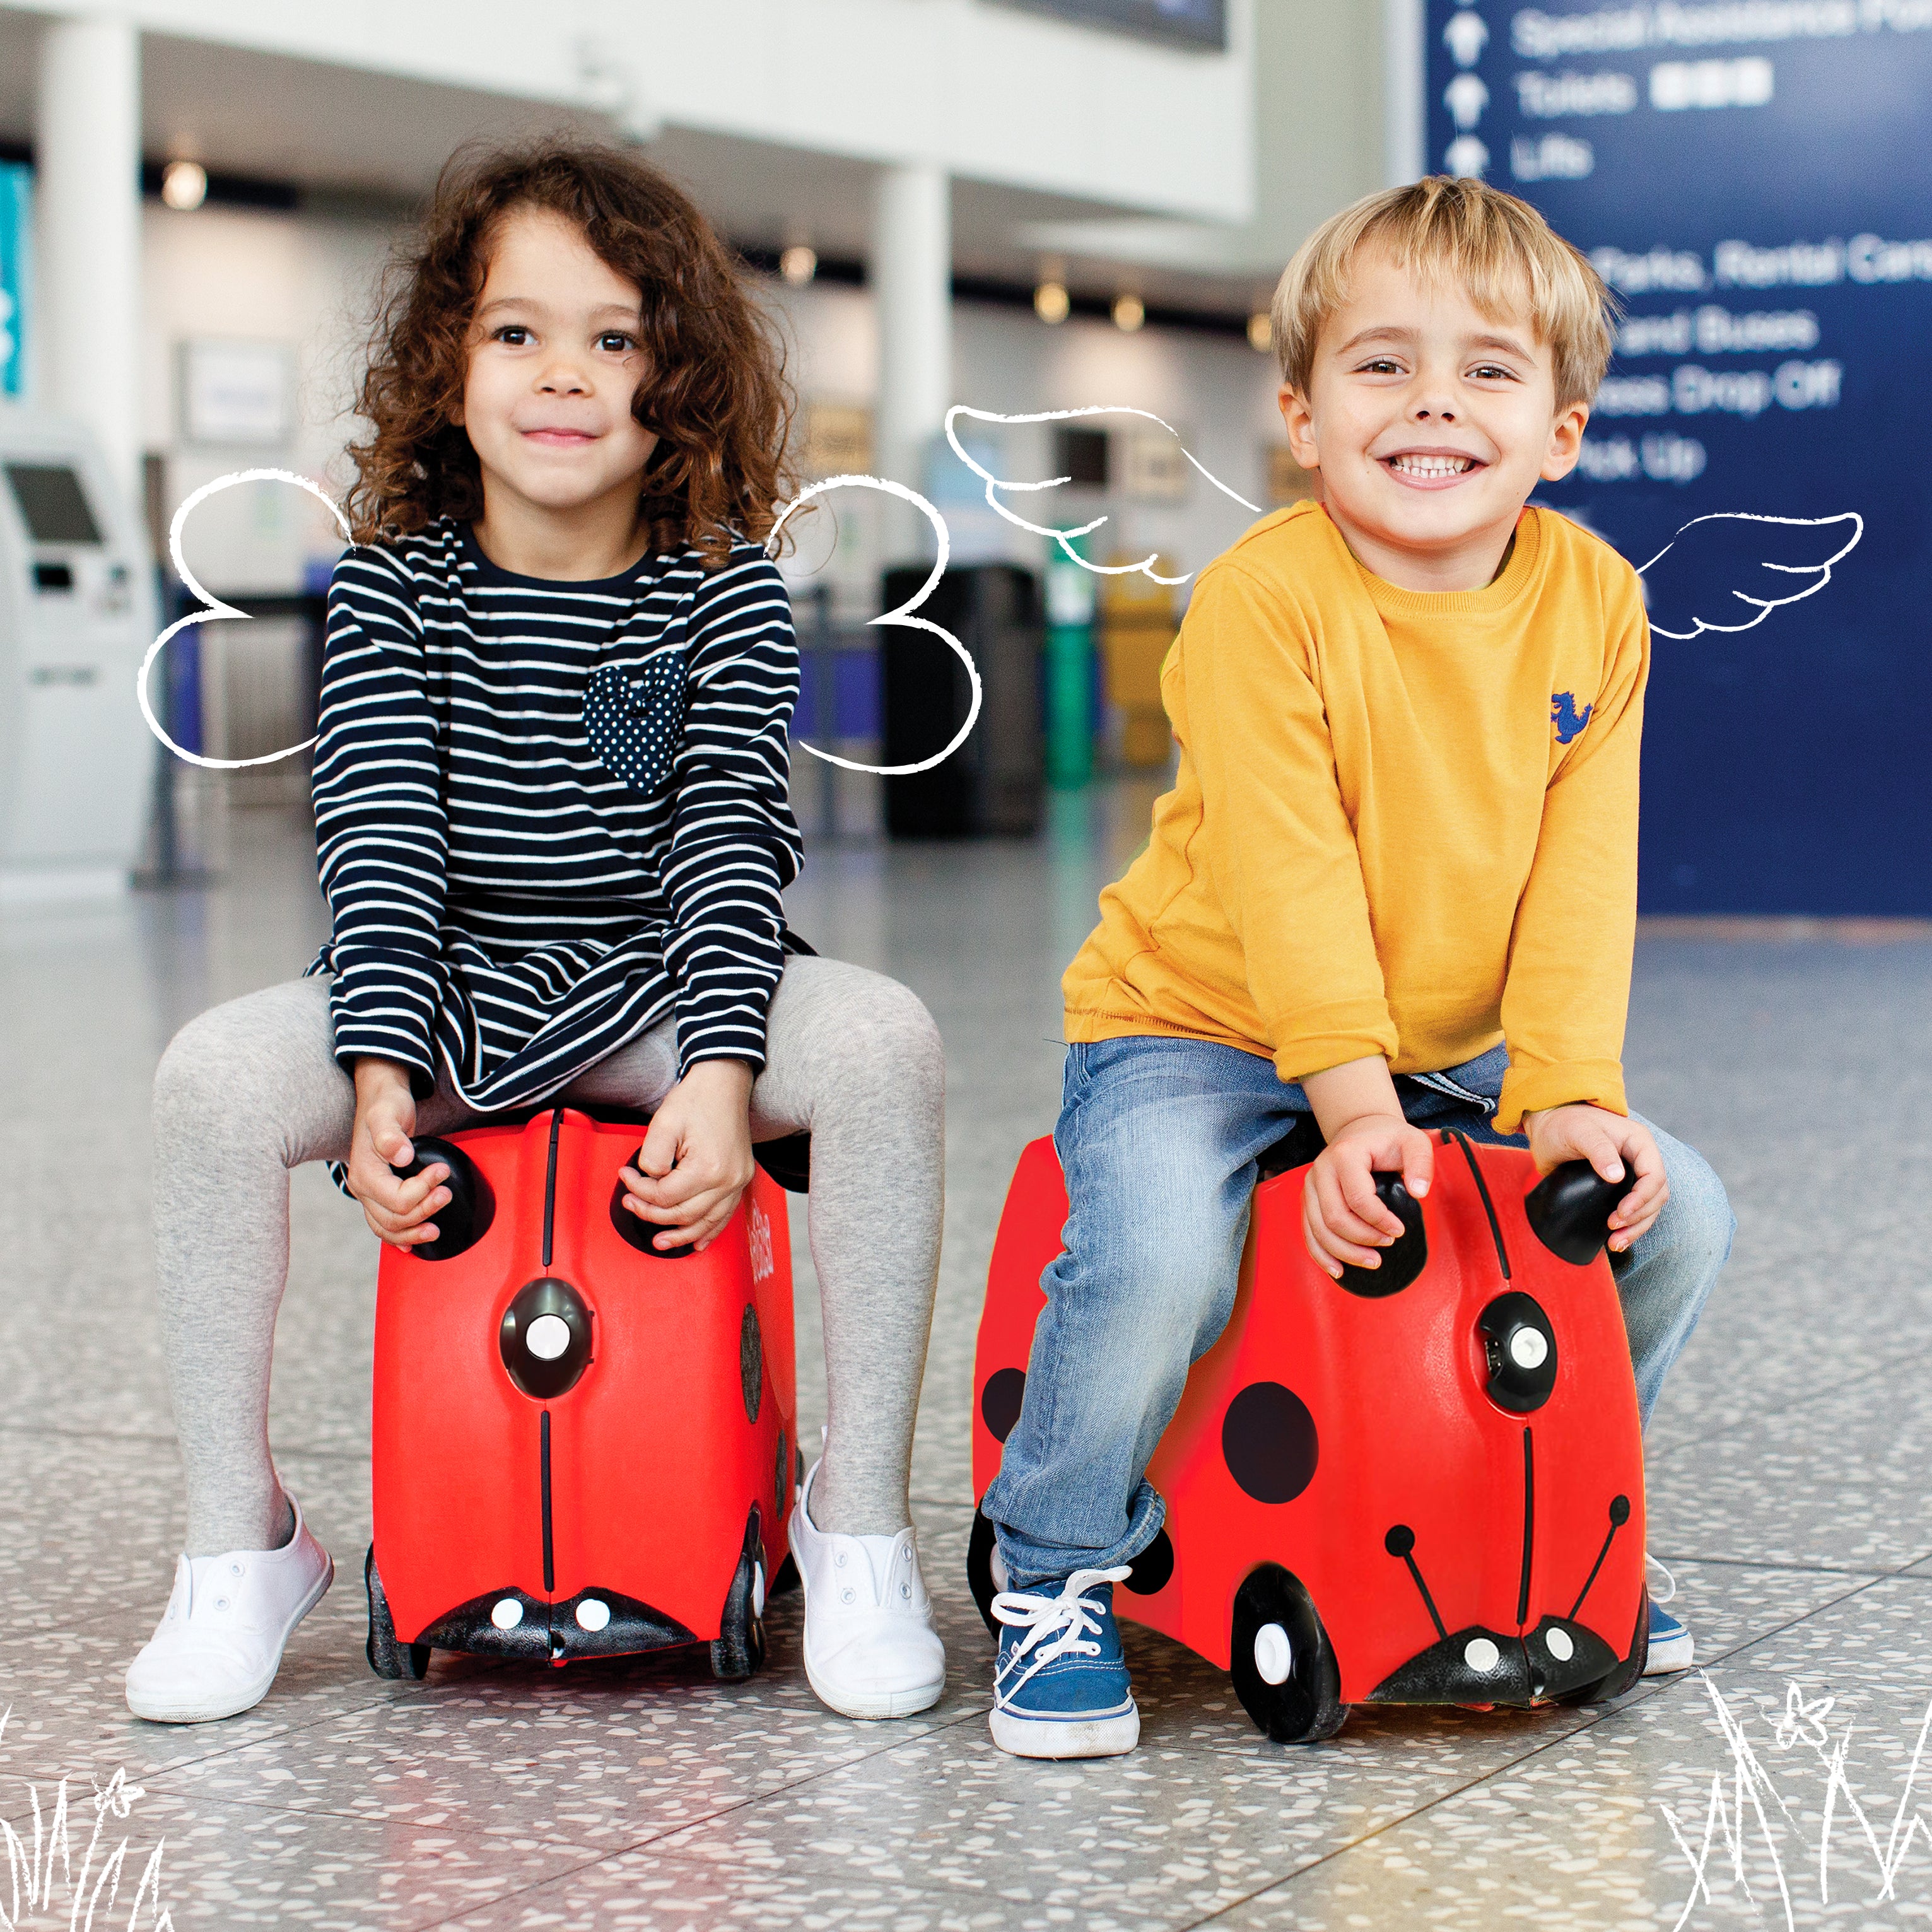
[457,207,660,526]
[1278,250,1588,591]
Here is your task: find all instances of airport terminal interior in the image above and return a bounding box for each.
[3,1,1930,1928]
[9,793,1932,1928]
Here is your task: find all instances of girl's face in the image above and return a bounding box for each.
[457,206,660,528]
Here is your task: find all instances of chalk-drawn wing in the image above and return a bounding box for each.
[944,403,1260,587]
[1636,512,1863,641]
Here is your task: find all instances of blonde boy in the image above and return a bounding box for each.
[980,178,1733,1761]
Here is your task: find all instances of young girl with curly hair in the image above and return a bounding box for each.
[126,140,947,1726]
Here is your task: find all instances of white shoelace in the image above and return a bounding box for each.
[1646,1553,1677,1606]
[990,1566,1130,1709]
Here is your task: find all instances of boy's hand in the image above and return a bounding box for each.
[1301,1113,1436,1280]
[619,1059,757,1253]
[1522,1103,1668,1253]
[345,1057,450,1250]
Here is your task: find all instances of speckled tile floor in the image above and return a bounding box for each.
[4,787,1932,1931]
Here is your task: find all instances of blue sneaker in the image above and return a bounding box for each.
[1645,1556,1694,1674]
[990,1567,1140,1759]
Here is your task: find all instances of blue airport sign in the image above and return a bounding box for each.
[1427,3,1932,914]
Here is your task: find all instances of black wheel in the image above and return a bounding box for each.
[768,1552,802,1600]
[710,1505,768,1681]
[1560,1586,1649,1705]
[1230,1564,1347,1743]
[967,1503,1002,1640]
[365,1545,431,1681]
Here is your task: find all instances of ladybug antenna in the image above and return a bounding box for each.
[1383,1524,1448,1641]
[1567,1494,1632,1622]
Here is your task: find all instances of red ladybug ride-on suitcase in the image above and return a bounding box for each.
[366,1106,802,1681]
[969,1129,1648,1742]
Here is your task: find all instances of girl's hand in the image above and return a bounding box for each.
[1523,1103,1668,1252]
[619,1060,757,1253]
[345,1057,450,1250]
[1301,1112,1436,1280]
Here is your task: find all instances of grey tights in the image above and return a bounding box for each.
[151,955,945,1555]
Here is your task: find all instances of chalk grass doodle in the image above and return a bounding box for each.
[0,1708,174,1929]
[1662,1671,1932,1928]
[136,467,351,770]
[1636,512,1865,641]
[943,402,1262,586]
[764,472,979,776]
[135,464,1865,775]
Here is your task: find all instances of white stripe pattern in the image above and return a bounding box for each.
[307,518,802,1108]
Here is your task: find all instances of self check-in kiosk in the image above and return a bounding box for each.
[0,409,158,899]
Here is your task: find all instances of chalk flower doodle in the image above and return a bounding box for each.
[0,1709,173,1929]
[943,402,1261,586]
[136,467,351,770]
[1662,1671,1932,1928]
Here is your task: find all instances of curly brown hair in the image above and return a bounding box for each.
[344,138,795,567]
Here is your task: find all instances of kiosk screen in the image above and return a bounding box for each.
[5,464,102,545]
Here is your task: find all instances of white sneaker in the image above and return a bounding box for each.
[788,1460,945,1719]
[125,1494,334,1723]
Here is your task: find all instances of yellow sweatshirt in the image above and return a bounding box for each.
[1062,500,1649,1133]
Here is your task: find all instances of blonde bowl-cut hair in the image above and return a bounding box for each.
[1271,176,1619,414]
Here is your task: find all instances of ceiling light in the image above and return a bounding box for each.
[780,245,817,287]
[161,160,208,212]
[1034,280,1070,325]
[1112,293,1145,333]
[1248,311,1273,353]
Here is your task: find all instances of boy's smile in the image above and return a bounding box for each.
[1279,252,1589,593]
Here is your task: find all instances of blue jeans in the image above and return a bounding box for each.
[981,1036,1734,1590]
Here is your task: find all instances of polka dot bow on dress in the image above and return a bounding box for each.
[583,657,688,794]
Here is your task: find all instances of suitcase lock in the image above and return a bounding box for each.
[500,1276,594,1399]
[1479,1292,1558,1413]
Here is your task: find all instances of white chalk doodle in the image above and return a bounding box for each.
[943,403,1261,587]
[766,472,980,776]
[136,464,1866,781]
[1661,1670,1932,1928]
[1635,511,1865,640]
[136,467,349,770]
[0,1707,174,1929]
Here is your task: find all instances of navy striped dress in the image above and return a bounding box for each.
[307,517,803,1109]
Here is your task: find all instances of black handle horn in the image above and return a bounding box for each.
[610,1145,698,1260]
[1336,1173,1429,1297]
[1525,1159,1632,1265]
[390,1136,494,1262]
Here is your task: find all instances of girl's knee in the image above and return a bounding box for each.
[864,973,942,1060]
[828,968,944,1095]
[154,1009,235,1136]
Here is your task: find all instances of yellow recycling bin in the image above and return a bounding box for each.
[1098,562,1180,770]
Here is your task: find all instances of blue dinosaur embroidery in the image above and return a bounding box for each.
[1551,692,1593,745]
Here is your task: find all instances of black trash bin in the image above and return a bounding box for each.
[879,561,1043,838]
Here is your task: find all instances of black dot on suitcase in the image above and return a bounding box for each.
[1122,1526,1176,1596]
[980,1367,1026,1444]
[1222,1382,1320,1504]
[739,1304,763,1425]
